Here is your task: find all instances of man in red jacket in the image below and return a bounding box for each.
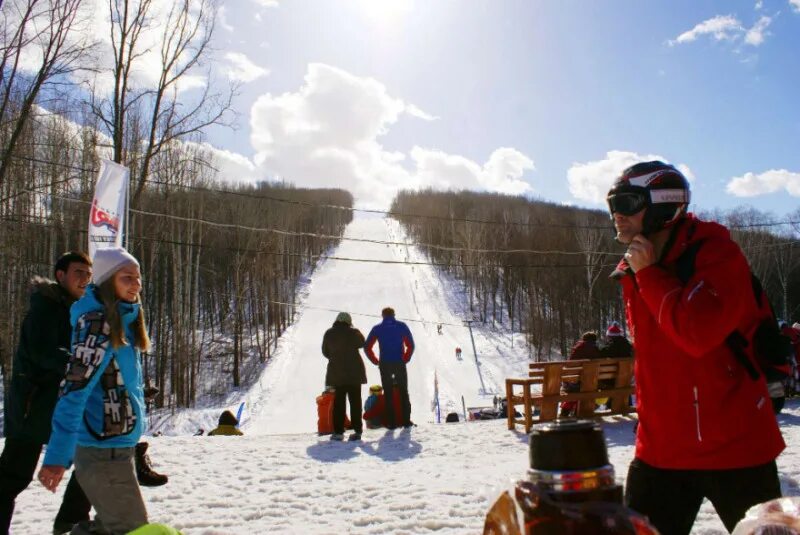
[607,161,784,535]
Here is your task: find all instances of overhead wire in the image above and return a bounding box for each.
[16,187,625,257]
[0,215,620,269]
[6,152,799,231]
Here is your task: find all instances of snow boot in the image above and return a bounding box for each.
[53,521,75,535]
[348,432,362,441]
[330,433,344,441]
[135,442,168,487]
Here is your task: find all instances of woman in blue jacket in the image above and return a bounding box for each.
[38,247,150,534]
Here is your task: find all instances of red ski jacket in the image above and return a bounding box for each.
[614,215,784,469]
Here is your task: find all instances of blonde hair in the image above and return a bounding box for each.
[96,273,151,351]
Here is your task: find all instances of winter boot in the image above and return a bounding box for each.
[52,520,75,535]
[330,433,344,441]
[135,442,168,487]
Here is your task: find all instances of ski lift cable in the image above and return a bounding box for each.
[7,153,799,231]
[18,188,626,257]
[1,214,621,270]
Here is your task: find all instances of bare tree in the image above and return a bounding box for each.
[91,0,236,204]
[573,211,610,329]
[0,0,94,187]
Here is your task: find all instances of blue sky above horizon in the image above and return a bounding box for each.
[199,0,800,215]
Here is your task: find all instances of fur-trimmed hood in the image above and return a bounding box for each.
[29,276,74,306]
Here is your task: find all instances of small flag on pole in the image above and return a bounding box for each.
[434,370,441,423]
[88,160,129,258]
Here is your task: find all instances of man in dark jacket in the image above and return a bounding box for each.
[365,307,415,429]
[608,161,783,535]
[0,252,93,535]
[322,312,367,441]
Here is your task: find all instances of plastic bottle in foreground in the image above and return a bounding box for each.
[484,420,659,535]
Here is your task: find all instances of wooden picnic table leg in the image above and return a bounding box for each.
[506,379,514,430]
[523,382,532,433]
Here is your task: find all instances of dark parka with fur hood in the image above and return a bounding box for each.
[5,277,76,443]
[322,322,367,386]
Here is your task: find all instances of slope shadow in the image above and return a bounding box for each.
[358,428,423,462]
[306,438,362,463]
[305,429,423,463]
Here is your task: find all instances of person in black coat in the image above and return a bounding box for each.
[0,252,94,535]
[321,312,367,441]
[560,331,603,417]
[600,321,633,359]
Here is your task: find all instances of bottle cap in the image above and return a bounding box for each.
[529,420,609,472]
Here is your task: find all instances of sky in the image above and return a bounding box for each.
[198,0,800,214]
[14,0,800,214]
[11,213,800,533]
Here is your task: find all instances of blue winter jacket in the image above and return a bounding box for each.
[44,286,145,467]
[364,316,415,365]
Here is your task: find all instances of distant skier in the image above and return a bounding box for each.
[437,324,442,335]
[455,347,462,360]
[365,307,415,429]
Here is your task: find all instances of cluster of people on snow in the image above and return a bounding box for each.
[317,307,415,441]
[558,322,634,418]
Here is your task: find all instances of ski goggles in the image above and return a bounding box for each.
[607,192,648,216]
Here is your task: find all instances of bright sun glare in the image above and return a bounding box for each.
[355,0,414,24]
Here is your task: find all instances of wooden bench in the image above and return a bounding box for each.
[505,357,635,433]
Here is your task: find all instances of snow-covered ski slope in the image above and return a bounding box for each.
[240,214,531,435]
[11,214,800,534]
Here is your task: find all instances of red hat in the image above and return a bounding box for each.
[606,322,623,337]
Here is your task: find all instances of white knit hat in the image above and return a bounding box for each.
[92,247,139,285]
[794,322,800,331]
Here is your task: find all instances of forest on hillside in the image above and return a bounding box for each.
[390,189,800,358]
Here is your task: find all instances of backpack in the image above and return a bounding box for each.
[445,412,459,423]
[675,240,793,383]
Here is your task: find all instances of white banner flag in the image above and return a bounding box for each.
[88,160,129,258]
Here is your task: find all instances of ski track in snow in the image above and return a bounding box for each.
[9,215,800,534]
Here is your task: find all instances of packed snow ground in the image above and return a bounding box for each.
[9,215,800,534]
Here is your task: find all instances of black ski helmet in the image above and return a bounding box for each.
[606,161,691,235]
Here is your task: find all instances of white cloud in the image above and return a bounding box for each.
[669,14,773,47]
[567,151,695,205]
[670,15,743,46]
[726,169,800,197]
[219,6,234,32]
[251,0,279,7]
[202,144,262,185]
[755,0,764,9]
[73,0,216,95]
[224,52,269,83]
[411,147,534,195]
[745,16,772,45]
[249,63,534,207]
[792,0,800,12]
[405,104,438,121]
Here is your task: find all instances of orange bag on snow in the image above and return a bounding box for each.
[316,390,351,435]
